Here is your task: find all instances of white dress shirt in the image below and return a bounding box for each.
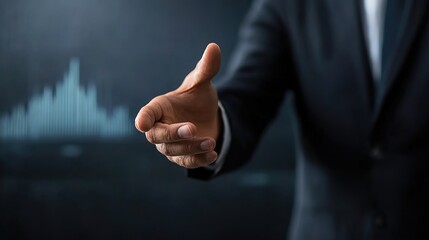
[363,0,387,81]
[208,0,387,173]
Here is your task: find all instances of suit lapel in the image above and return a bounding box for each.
[372,0,429,123]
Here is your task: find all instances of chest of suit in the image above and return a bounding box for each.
[277,0,429,162]
[271,1,429,239]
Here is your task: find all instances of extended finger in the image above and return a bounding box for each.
[145,122,197,144]
[179,43,221,91]
[194,43,221,83]
[156,138,216,156]
[167,151,218,169]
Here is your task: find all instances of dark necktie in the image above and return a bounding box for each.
[381,0,407,74]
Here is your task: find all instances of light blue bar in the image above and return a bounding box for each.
[0,59,132,140]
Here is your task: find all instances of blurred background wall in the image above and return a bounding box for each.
[0,0,296,239]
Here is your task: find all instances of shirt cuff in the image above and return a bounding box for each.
[202,101,231,175]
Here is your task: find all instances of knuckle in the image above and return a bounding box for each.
[156,143,167,155]
[146,126,174,144]
[173,155,194,168]
[166,155,175,163]
[162,127,173,142]
[187,143,195,155]
[164,144,177,156]
[174,156,186,167]
[169,155,204,169]
[186,155,200,169]
[163,145,172,156]
[145,131,156,144]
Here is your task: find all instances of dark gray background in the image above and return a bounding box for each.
[0,0,296,239]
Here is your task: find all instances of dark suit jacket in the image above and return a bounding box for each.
[189,0,429,239]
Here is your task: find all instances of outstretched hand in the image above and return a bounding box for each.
[135,43,222,168]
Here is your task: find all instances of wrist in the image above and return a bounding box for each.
[214,107,224,153]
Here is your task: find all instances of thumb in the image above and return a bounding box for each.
[135,98,164,132]
[182,43,221,89]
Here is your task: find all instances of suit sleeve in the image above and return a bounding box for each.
[188,0,296,180]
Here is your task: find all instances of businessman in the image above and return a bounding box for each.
[135,0,429,239]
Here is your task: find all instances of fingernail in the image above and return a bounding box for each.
[200,140,214,151]
[178,125,192,138]
[206,151,218,161]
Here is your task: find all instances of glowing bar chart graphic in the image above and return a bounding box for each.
[0,59,133,140]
